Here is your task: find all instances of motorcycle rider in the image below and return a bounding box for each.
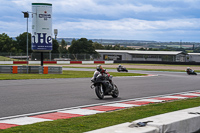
[96,64,111,81]
[118,64,122,70]
[186,67,193,73]
[96,64,114,92]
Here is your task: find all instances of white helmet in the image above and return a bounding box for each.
[96,64,102,72]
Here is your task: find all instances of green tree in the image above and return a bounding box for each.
[113,44,120,50]
[104,45,113,50]
[58,39,68,53]
[51,39,59,53]
[15,32,32,53]
[0,33,17,53]
[68,38,97,54]
[93,42,104,49]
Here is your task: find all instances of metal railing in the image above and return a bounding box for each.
[0,53,101,61]
[0,66,62,74]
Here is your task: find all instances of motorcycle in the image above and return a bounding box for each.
[186,69,197,75]
[91,70,119,99]
[117,67,128,72]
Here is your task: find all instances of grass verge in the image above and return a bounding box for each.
[0,70,146,80]
[1,97,200,133]
[0,56,21,61]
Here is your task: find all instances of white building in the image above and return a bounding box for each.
[188,53,200,62]
[96,50,187,62]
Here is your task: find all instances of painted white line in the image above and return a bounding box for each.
[135,99,165,102]
[181,93,200,96]
[0,117,52,125]
[59,109,105,115]
[162,96,188,99]
[103,103,140,107]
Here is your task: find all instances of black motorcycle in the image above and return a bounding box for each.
[91,71,119,99]
[186,69,197,75]
[117,67,128,72]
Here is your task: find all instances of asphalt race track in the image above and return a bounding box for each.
[0,68,199,118]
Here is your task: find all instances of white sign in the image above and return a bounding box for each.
[32,3,52,52]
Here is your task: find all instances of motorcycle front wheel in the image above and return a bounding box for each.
[95,84,104,99]
[112,84,119,98]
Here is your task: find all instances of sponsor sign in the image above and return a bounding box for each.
[103,55,122,60]
[32,3,52,52]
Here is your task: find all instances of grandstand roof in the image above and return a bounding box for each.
[96,50,185,55]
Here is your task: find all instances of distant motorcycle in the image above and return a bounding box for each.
[186,69,197,75]
[117,67,128,72]
[91,70,119,99]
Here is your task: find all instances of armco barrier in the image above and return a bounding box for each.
[0,61,114,65]
[57,61,70,64]
[0,66,62,74]
[0,66,12,73]
[94,61,105,64]
[29,61,41,64]
[105,61,114,64]
[0,61,13,64]
[70,61,82,64]
[82,61,94,64]
[13,61,28,64]
[43,61,57,64]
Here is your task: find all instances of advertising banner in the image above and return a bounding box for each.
[103,55,122,60]
[32,3,52,52]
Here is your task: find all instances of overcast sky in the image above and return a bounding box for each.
[1,0,200,42]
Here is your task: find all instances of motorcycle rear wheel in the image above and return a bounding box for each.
[112,84,119,98]
[95,84,104,99]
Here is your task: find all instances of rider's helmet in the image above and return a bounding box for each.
[119,64,121,67]
[187,67,190,70]
[96,64,102,72]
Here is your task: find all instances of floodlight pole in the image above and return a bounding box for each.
[22,11,29,74]
[26,14,28,73]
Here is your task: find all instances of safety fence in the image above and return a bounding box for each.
[0,66,62,74]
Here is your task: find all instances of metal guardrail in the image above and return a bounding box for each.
[0,66,62,74]
[0,66,12,73]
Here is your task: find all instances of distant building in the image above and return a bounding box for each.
[96,50,187,62]
[188,53,200,62]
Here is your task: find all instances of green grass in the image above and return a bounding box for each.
[0,56,21,61]
[1,97,200,133]
[0,70,146,80]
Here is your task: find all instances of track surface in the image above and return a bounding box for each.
[0,69,199,118]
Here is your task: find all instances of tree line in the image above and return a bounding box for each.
[1,32,199,54]
[0,32,136,55]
